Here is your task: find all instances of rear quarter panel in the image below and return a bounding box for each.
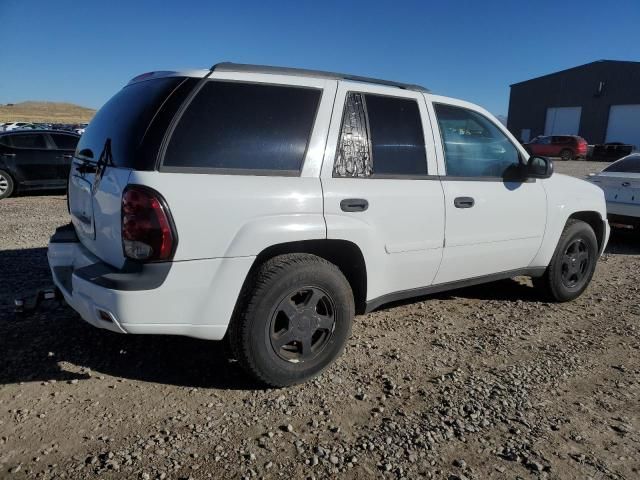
[126,172,327,260]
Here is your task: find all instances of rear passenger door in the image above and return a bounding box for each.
[321,82,445,304]
[5,133,58,185]
[427,97,546,284]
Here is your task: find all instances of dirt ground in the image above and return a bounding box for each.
[1,161,638,479]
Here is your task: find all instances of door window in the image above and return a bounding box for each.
[434,104,521,178]
[333,92,427,177]
[10,134,47,149]
[51,134,79,150]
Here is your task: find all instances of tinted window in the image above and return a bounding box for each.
[10,134,47,149]
[51,134,79,150]
[333,92,427,177]
[76,77,184,167]
[434,104,520,177]
[603,154,640,173]
[163,81,321,172]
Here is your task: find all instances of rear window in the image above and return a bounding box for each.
[162,81,321,173]
[603,155,640,173]
[76,77,184,167]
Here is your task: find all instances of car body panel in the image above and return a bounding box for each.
[530,173,609,266]
[424,94,548,283]
[320,81,445,301]
[588,167,640,220]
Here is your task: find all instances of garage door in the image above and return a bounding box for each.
[606,104,640,149]
[544,107,582,136]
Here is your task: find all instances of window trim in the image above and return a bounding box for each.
[332,90,430,179]
[432,102,526,181]
[157,78,323,176]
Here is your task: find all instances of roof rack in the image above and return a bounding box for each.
[210,62,430,93]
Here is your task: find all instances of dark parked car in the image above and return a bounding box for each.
[524,135,588,160]
[0,130,80,199]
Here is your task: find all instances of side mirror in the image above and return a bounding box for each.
[526,155,553,179]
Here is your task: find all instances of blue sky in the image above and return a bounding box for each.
[1,0,639,116]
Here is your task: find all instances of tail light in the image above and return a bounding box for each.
[121,185,177,262]
[578,140,587,152]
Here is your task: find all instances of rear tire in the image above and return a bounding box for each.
[229,253,354,387]
[560,149,573,161]
[0,169,15,199]
[534,219,598,302]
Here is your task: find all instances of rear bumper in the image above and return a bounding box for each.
[47,225,254,340]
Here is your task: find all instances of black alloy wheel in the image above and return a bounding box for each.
[269,287,336,363]
[560,239,590,288]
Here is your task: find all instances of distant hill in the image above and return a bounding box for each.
[0,101,95,123]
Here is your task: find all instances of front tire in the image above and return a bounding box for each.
[229,253,354,387]
[534,219,598,302]
[0,169,15,199]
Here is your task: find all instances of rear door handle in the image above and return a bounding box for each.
[454,196,475,208]
[56,154,73,160]
[340,198,369,212]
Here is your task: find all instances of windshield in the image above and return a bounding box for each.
[76,77,184,168]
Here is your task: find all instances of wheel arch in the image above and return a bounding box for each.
[243,239,368,315]
[568,211,606,253]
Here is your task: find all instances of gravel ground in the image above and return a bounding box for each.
[1,161,638,479]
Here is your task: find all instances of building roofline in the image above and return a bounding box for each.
[510,59,640,87]
[210,62,430,93]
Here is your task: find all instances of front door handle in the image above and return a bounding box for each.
[340,198,369,212]
[1,153,16,158]
[454,196,475,208]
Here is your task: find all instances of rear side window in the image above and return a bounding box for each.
[333,92,427,177]
[10,134,47,149]
[163,81,321,173]
[76,77,184,167]
[603,155,640,173]
[51,134,79,150]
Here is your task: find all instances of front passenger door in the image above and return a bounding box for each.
[428,98,546,284]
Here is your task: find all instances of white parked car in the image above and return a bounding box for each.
[3,122,32,131]
[48,63,609,386]
[587,153,640,229]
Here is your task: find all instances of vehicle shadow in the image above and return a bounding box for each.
[604,229,640,255]
[0,247,257,390]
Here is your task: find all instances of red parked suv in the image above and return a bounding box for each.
[524,135,588,160]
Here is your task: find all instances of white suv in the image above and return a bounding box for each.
[48,63,609,386]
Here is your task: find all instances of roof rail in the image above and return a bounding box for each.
[210,62,430,93]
